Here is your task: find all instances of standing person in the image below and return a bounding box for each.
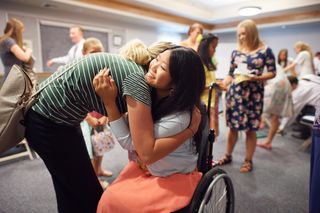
[278,48,296,76]
[96,46,205,213]
[80,37,112,189]
[257,66,294,150]
[198,33,220,135]
[283,41,314,77]
[0,18,32,83]
[24,40,201,212]
[310,102,320,213]
[180,23,204,51]
[46,26,85,67]
[216,19,276,173]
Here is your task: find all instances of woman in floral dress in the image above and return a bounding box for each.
[217,19,276,173]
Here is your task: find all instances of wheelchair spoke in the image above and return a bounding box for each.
[200,174,231,213]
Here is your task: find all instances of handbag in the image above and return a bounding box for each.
[91,125,115,156]
[0,64,71,154]
[0,65,36,153]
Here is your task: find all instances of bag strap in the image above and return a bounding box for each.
[30,61,82,98]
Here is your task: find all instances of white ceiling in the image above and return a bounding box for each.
[125,0,320,24]
[2,0,320,32]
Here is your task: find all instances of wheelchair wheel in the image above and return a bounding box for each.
[188,168,235,213]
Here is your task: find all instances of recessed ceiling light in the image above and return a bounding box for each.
[238,6,262,16]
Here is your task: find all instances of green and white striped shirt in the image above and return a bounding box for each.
[32,53,151,126]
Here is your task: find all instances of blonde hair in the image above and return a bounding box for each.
[237,19,263,51]
[0,18,24,48]
[120,39,174,65]
[294,41,314,58]
[82,37,104,55]
[188,23,204,36]
[295,41,315,72]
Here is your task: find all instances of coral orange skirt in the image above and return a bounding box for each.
[97,161,202,213]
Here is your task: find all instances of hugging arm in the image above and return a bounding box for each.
[125,97,200,164]
[93,69,201,164]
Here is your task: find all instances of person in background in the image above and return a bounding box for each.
[180,23,204,51]
[0,18,32,84]
[46,26,85,67]
[80,37,112,190]
[313,51,320,76]
[278,48,296,76]
[216,19,276,173]
[96,46,205,213]
[283,41,314,77]
[278,74,320,137]
[25,39,200,212]
[198,33,220,135]
[257,72,294,150]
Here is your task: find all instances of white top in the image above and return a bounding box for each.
[51,38,85,65]
[294,50,314,77]
[109,111,197,177]
[314,57,320,76]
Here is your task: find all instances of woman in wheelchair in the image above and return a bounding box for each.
[95,46,205,212]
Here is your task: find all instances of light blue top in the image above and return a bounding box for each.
[109,111,197,177]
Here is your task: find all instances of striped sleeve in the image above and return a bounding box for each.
[122,72,151,106]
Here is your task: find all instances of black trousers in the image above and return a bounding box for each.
[25,109,103,213]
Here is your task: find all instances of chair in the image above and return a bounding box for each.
[0,139,35,163]
[175,83,235,213]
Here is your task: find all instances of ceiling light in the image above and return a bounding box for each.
[238,6,262,16]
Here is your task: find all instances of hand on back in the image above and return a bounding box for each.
[93,68,118,106]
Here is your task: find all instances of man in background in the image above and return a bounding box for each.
[47,26,85,67]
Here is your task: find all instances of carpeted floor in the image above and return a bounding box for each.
[0,115,310,213]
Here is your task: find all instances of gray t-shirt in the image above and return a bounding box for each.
[0,37,22,75]
[110,111,197,177]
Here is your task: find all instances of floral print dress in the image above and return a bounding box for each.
[226,47,276,131]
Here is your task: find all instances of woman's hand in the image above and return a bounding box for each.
[98,116,108,126]
[85,114,100,128]
[189,106,201,135]
[93,68,118,105]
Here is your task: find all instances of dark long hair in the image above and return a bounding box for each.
[198,33,218,71]
[151,46,205,152]
[277,49,288,68]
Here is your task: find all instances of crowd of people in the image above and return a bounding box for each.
[0,17,319,213]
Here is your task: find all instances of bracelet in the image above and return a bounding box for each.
[188,128,195,136]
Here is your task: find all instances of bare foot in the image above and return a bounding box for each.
[97,169,113,177]
[257,142,272,150]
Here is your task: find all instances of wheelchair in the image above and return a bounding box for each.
[175,82,235,213]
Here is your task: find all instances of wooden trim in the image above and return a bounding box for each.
[78,0,214,29]
[212,10,320,31]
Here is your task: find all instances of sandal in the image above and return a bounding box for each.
[240,159,253,173]
[216,154,232,166]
